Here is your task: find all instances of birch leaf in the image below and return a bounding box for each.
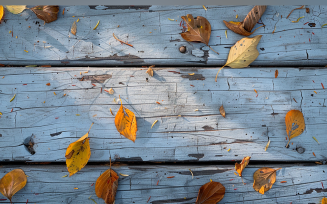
[180,14,211,45]
[235,156,251,176]
[253,167,281,194]
[285,110,305,147]
[223,6,267,36]
[30,5,59,23]
[215,35,262,82]
[65,123,93,176]
[195,181,225,204]
[114,96,137,142]
[5,5,26,14]
[0,169,27,203]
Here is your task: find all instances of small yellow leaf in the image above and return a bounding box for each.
[76,18,80,22]
[227,148,231,152]
[5,5,26,14]
[74,187,78,189]
[0,169,27,202]
[285,110,305,147]
[24,50,28,53]
[65,123,93,176]
[215,35,262,81]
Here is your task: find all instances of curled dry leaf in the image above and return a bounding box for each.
[5,5,26,14]
[223,6,267,36]
[219,105,226,118]
[108,88,114,95]
[65,123,93,176]
[253,167,281,194]
[235,156,251,176]
[195,181,225,204]
[0,6,4,21]
[0,169,27,203]
[215,35,262,82]
[285,110,305,148]
[30,5,59,23]
[95,169,119,204]
[71,21,77,35]
[114,96,137,142]
[146,67,154,77]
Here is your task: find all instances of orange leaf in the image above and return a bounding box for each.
[322,197,327,204]
[146,67,154,77]
[95,169,119,204]
[235,156,251,176]
[195,181,225,204]
[253,167,281,194]
[114,96,137,142]
[0,169,27,202]
[285,110,305,147]
[275,70,278,78]
[219,105,226,118]
[0,6,4,21]
[71,21,77,35]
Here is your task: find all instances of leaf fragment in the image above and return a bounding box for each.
[108,88,114,95]
[119,173,129,177]
[146,67,154,77]
[219,105,226,118]
[322,24,327,28]
[71,21,77,35]
[5,5,26,14]
[10,94,16,102]
[189,169,193,179]
[65,123,93,176]
[265,140,271,151]
[0,169,27,202]
[195,181,225,204]
[168,18,175,21]
[253,167,281,194]
[202,5,207,11]
[235,156,251,176]
[215,35,262,81]
[113,33,133,47]
[30,6,59,23]
[93,20,100,30]
[275,70,278,78]
[151,120,158,129]
[114,96,137,142]
[313,136,320,144]
[225,30,228,39]
[292,16,305,23]
[285,110,305,148]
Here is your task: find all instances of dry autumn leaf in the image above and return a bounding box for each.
[235,156,251,176]
[146,67,154,77]
[71,21,77,35]
[322,197,327,204]
[180,14,218,54]
[114,96,137,142]
[95,158,119,204]
[5,5,26,14]
[253,167,281,194]
[219,105,226,118]
[215,35,262,82]
[0,169,27,203]
[195,181,225,204]
[275,70,279,78]
[223,6,266,36]
[0,6,4,21]
[65,123,93,176]
[285,110,305,148]
[30,5,59,23]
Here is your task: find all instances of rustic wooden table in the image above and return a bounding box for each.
[0,5,326,204]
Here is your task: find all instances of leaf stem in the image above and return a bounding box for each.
[215,65,226,82]
[209,46,219,55]
[286,140,290,148]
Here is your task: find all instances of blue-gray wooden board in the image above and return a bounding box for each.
[0,5,326,66]
[0,164,326,204]
[0,67,326,162]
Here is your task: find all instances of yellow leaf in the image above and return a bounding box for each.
[0,169,27,202]
[0,6,4,21]
[285,110,305,147]
[95,168,119,204]
[253,167,281,194]
[235,156,251,176]
[65,123,93,176]
[5,5,26,14]
[215,35,262,82]
[114,96,137,142]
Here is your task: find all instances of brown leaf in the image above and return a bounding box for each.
[253,167,281,194]
[0,169,27,202]
[285,110,305,148]
[219,105,226,118]
[223,6,266,36]
[71,21,77,35]
[114,96,137,142]
[30,6,59,23]
[195,181,225,204]
[275,70,278,78]
[95,169,119,204]
[146,67,154,77]
[235,156,251,176]
[180,14,211,45]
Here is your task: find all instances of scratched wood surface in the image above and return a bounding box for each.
[0,67,326,162]
[0,5,326,66]
[0,164,326,204]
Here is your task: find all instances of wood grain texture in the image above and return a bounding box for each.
[0,67,326,163]
[0,164,326,204]
[0,5,326,66]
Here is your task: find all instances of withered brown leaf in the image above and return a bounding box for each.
[223,6,267,36]
[146,67,154,77]
[71,21,77,35]
[195,181,225,204]
[219,105,225,118]
[180,14,211,45]
[253,167,281,194]
[30,6,59,23]
[235,156,251,176]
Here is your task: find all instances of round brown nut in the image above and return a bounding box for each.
[179,46,186,53]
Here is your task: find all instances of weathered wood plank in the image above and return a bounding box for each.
[0,164,326,204]
[0,5,326,66]
[0,67,326,163]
